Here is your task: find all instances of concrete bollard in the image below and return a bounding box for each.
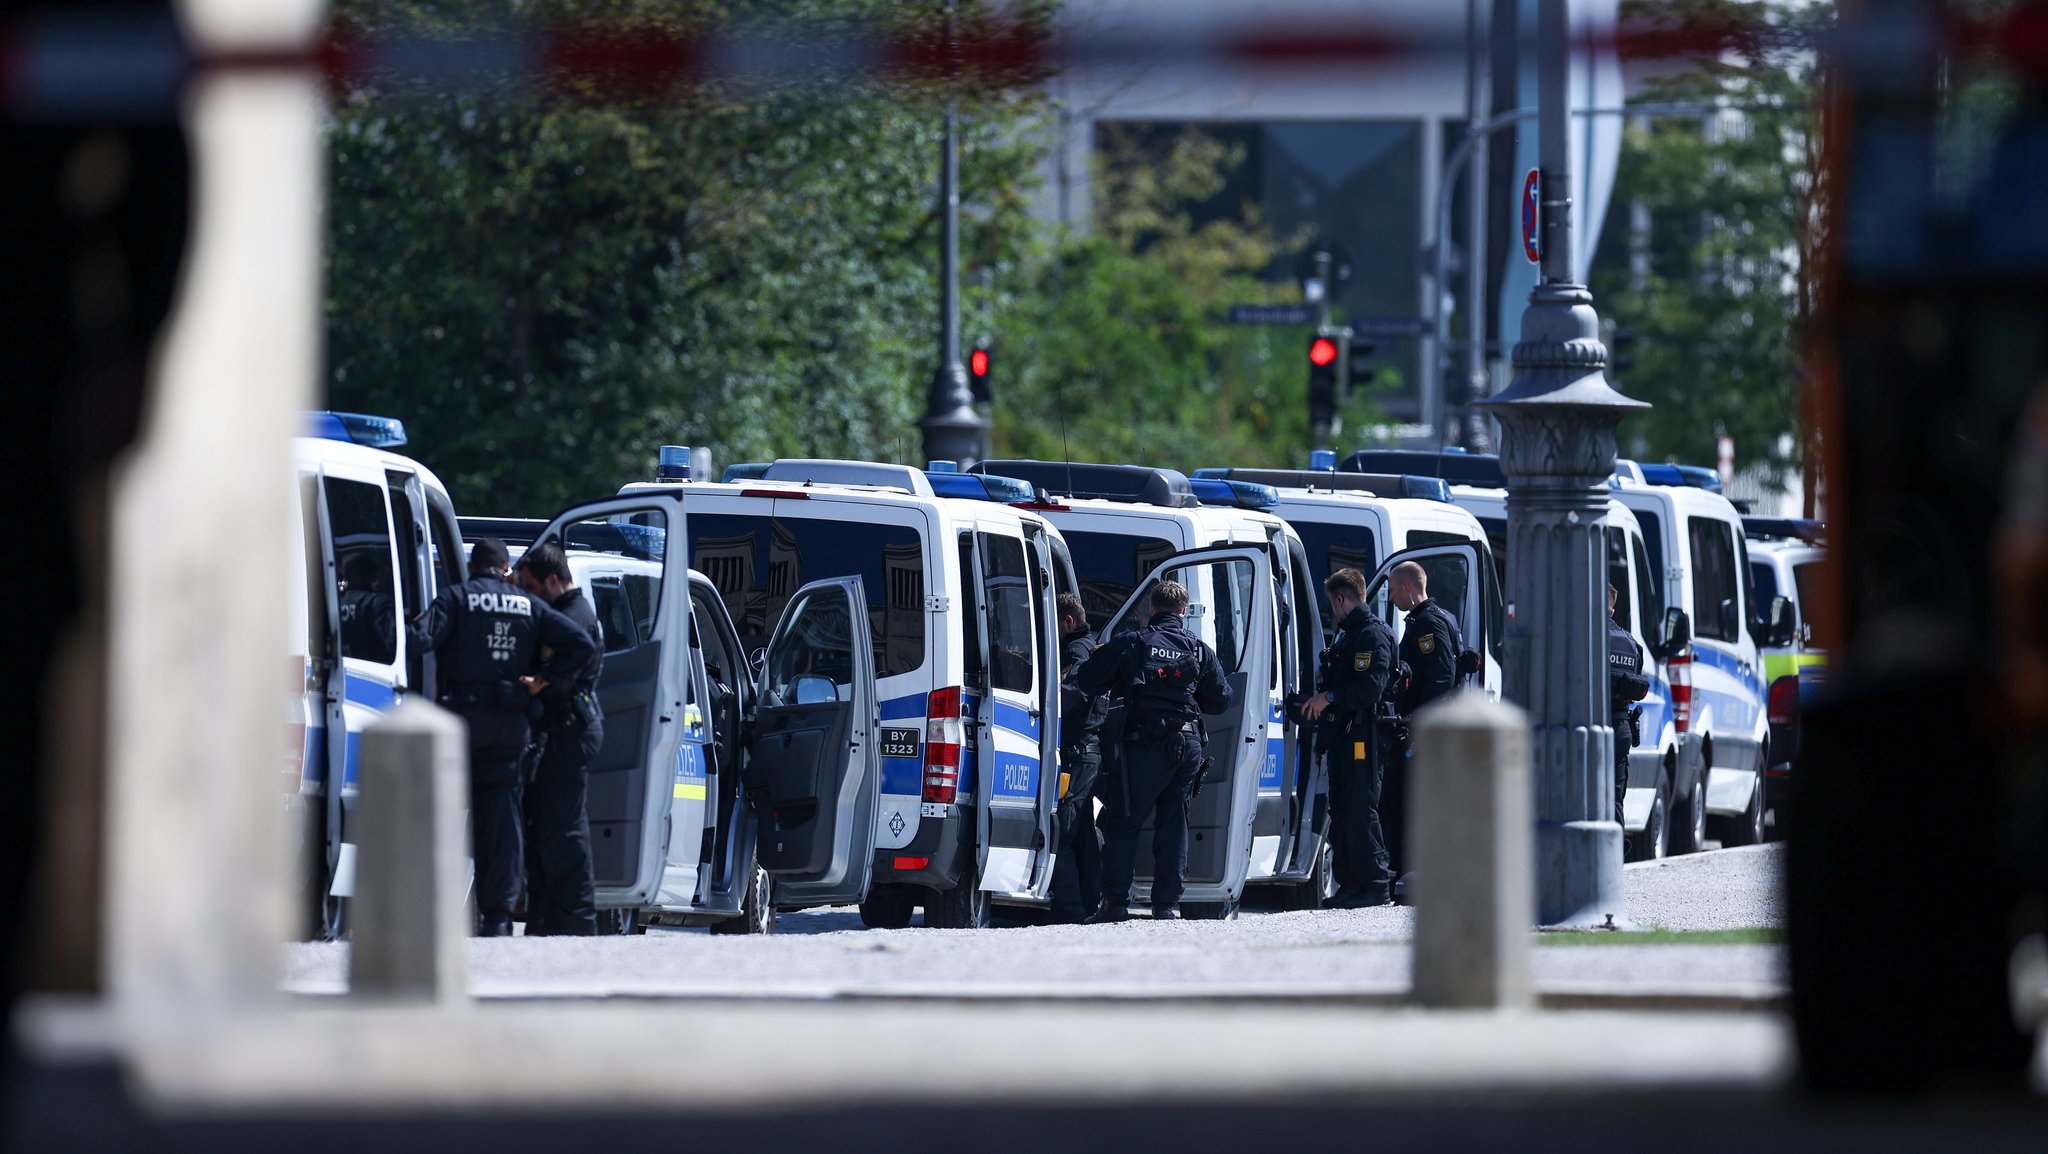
[1409,693,1533,1009]
[349,700,470,1002]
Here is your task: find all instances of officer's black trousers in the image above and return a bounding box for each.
[1380,730,1411,878]
[524,715,602,936]
[462,707,530,928]
[1098,731,1200,912]
[1047,754,1102,923]
[1326,727,1391,898]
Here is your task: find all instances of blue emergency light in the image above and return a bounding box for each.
[657,445,693,482]
[721,462,772,482]
[1188,478,1282,510]
[925,471,1036,503]
[927,460,961,473]
[305,411,408,449]
[1308,450,1337,471]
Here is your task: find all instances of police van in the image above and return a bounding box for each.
[1194,460,1503,698]
[1613,477,1792,850]
[1744,518,1826,684]
[1451,485,1686,859]
[291,412,466,938]
[506,455,1079,931]
[968,460,1324,915]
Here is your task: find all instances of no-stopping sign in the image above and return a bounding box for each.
[1521,168,1543,264]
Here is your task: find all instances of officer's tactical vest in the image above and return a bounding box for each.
[1132,626,1202,722]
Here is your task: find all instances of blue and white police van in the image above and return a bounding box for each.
[968,460,1320,916]
[290,412,465,939]
[522,454,1079,930]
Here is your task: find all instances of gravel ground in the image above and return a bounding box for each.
[284,845,1785,998]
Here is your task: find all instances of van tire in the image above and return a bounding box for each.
[1630,773,1671,862]
[1184,895,1241,921]
[924,873,991,929]
[1279,842,1337,910]
[1671,747,1709,855]
[1720,753,1768,848]
[711,859,776,935]
[857,885,916,930]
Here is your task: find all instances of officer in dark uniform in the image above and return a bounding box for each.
[516,542,606,937]
[1300,568,1398,908]
[1608,583,1651,828]
[1048,593,1109,924]
[338,550,396,664]
[413,537,596,937]
[1386,560,1467,876]
[1076,580,1233,922]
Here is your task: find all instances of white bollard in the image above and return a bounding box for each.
[1409,693,1533,1009]
[349,700,470,1001]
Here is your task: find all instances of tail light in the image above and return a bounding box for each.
[923,685,964,804]
[1768,675,1800,727]
[1667,651,1694,734]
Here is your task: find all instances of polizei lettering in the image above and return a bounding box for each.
[468,590,534,616]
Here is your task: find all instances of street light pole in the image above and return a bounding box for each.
[919,4,987,468]
[1461,0,1491,451]
[1478,0,1647,927]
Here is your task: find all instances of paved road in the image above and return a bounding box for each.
[283,845,1784,1000]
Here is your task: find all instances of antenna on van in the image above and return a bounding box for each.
[1052,355,1075,498]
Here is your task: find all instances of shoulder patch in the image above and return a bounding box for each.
[1354,652,1373,671]
[1418,634,1436,655]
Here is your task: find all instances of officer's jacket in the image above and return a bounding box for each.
[1059,633,1111,752]
[535,586,606,721]
[1323,604,1397,722]
[1075,611,1233,727]
[339,588,396,664]
[1608,616,1650,705]
[414,575,597,705]
[1397,598,1464,716]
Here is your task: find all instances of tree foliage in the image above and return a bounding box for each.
[1591,0,1828,483]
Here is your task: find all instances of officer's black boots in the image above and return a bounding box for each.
[1152,906,1182,920]
[477,914,514,937]
[1084,905,1132,925]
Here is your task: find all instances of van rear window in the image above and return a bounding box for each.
[690,514,926,677]
[1289,521,1380,632]
[1062,530,1179,634]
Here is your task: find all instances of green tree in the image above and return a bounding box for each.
[1590,0,1828,484]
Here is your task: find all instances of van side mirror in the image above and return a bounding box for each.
[1719,597,1741,643]
[1656,608,1692,659]
[1766,595,1797,648]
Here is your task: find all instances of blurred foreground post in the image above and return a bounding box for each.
[1410,695,1532,1009]
[350,703,470,1002]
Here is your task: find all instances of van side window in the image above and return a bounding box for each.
[980,532,1036,694]
[958,533,986,688]
[1606,526,1631,630]
[384,476,424,624]
[324,476,398,665]
[1632,533,1657,641]
[1688,517,1741,642]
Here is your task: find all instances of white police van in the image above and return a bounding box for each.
[1614,477,1791,850]
[541,454,1078,930]
[291,412,465,938]
[1451,485,1688,859]
[968,460,1323,915]
[1195,458,1503,698]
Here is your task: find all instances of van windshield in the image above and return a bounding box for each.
[1062,529,1178,634]
[690,513,926,677]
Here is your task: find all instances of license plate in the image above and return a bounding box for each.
[880,727,922,759]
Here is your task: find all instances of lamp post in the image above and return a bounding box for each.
[1478,0,1648,927]
[918,3,987,468]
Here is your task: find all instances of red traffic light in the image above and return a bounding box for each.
[969,347,991,378]
[1308,337,1339,368]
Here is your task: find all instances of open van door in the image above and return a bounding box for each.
[531,497,693,911]
[1098,545,1275,913]
[745,577,882,906]
[1366,541,1491,695]
[971,528,1059,902]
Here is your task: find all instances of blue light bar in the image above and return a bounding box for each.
[609,522,668,560]
[721,462,771,482]
[927,460,960,473]
[305,411,407,448]
[1189,477,1282,510]
[924,471,1036,503]
[1400,476,1453,503]
[1308,449,1337,471]
[657,445,693,482]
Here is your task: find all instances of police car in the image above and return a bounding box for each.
[1614,476,1792,851]
[1745,516,1825,836]
[968,460,1322,916]
[291,412,466,938]
[521,453,1077,931]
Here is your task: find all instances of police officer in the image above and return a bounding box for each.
[516,543,605,937]
[1386,561,1466,876]
[339,550,396,664]
[1076,580,1232,923]
[414,538,596,937]
[1608,583,1651,828]
[1300,568,1398,908]
[1047,593,1109,924]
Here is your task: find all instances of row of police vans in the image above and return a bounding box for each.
[288,415,1822,936]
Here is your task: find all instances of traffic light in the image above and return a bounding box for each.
[968,344,992,403]
[1346,334,1377,392]
[1609,327,1636,377]
[1308,334,1340,428]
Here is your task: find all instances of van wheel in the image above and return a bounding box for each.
[1670,746,1709,855]
[857,885,916,930]
[1280,842,1337,910]
[924,873,990,929]
[1630,775,1671,862]
[711,860,776,935]
[1722,756,1767,848]
[595,908,644,935]
[1184,894,1241,921]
